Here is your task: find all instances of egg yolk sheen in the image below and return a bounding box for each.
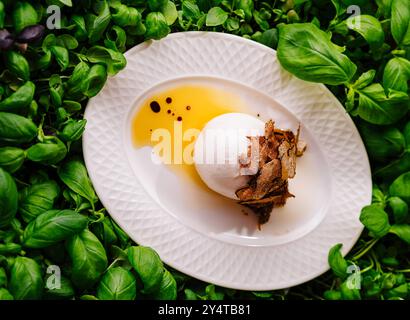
[131,85,246,183]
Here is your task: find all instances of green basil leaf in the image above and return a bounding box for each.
[66,229,108,290]
[97,267,136,300]
[48,0,73,7]
[0,81,35,112]
[385,283,408,299]
[388,197,408,224]
[154,269,177,300]
[184,288,198,300]
[27,137,67,165]
[0,147,25,173]
[324,289,342,300]
[65,61,90,100]
[0,1,4,29]
[110,3,141,27]
[59,119,87,142]
[19,180,60,223]
[23,209,88,248]
[359,123,405,161]
[360,204,391,238]
[345,15,385,49]
[233,0,254,22]
[87,0,111,44]
[71,15,88,41]
[376,0,393,18]
[257,28,278,48]
[0,112,37,144]
[0,168,18,228]
[224,17,240,31]
[383,57,410,92]
[148,0,168,11]
[277,23,357,85]
[9,257,43,300]
[56,34,79,50]
[44,276,75,300]
[0,288,13,300]
[50,46,70,71]
[253,10,270,31]
[374,151,410,181]
[12,2,38,33]
[389,224,410,244]
[389,172,410,203]
[0,243,22,255]
[182,1,202,20]
[357,84,409,125]
[205,284,224,300]
[90,217,118,248]
[4,51,30,81]
[127,246,164,294]
[352,70,376,89]
[58,159,97,205]
[161,1,178,26]
[86,45,127,76]
[145,12,170,40]
[206,7,228,27]
[340,279,361,300]
[104,25,126,52]
[81,64,108,98]
[391,0,410,46]
[328,243,348,279]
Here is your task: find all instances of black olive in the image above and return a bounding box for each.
[16,25,45,43]
[0,29,14,51]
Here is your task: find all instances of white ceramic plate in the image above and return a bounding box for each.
[83,32,372,291]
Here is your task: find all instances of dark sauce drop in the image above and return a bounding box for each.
[186,106,191,111]
[257,114,260,117]
[166,97,172,104]
[177,116,183,121]
[167,110,171,114]
[172,113,175,116]
[150,101,161,113]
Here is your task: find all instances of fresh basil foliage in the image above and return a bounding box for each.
[19,180,60,223]
[389,225,410,244]
[153,269,177,300]
[0,112,37,145]
[9,257,43,300]
[82,63,108,98]
[277,23,357,85]
[383,57,410,92]
[44,276,75,300]
[58,159,97,206]
[388,197,409,224]
[360,205,391,238]
[328,243,348,279]
[356,84,408,125]
[0,168,18,228]
[97,267,137,300]
[359,123,405,161]
[23,209,88,248]
[127,246,164,294]
[344,15,385,49]
[145,12,170,40]
[391,0,410,46]
[66,229,108,290]
[0,147,25,173]
[26,136,67,165]
[389,172,410,203]
[86,46,127,76]
[12,2,38,33]
[206,7,229,27]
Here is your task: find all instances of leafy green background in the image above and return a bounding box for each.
[0,0,409,300]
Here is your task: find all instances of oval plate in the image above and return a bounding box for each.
[83,32,372,291]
